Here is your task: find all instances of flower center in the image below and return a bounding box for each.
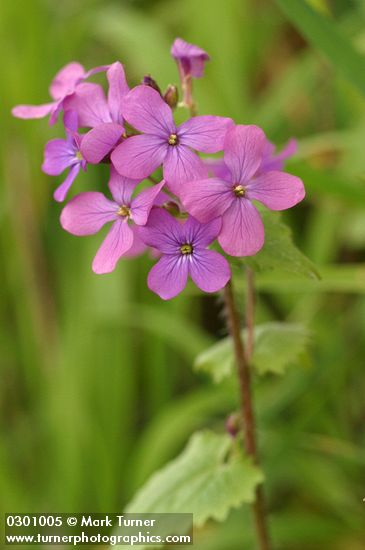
[117,205,130,218]
[233,184,246,197]
[76,151,83,161]
[180,243,193,255]
[168,133,179,146]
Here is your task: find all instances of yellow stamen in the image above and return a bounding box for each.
[233,184,246,197]
[180,243,193,255]
[168,133,178,146]
[76,151,83,161]
[117,205,130,218]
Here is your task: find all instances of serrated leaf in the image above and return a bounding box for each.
[126,431,263,527]
[243,211,320,280]
[195,322,310,382]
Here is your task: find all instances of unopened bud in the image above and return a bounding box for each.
[163,85,179,109]
[225,413,241,438]
[142,75,162,95]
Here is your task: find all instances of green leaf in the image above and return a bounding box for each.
[252,322,310,375]
[275,0,365,96]
[243,212,320,280]
[195,322,310,382]
[126,431,263,527]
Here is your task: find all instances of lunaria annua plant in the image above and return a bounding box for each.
[13,37,306,550]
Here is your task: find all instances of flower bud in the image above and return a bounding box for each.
[142,75,162,95]
[163,85,179,109]
[225,413,241,438]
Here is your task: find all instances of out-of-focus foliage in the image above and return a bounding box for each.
[1,0,365,548]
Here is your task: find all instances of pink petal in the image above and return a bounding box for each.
[190,250,231,293]
[180,178,233,223]
[163,145,208,194]
[42,138,76,176]
[60,191,118,235]
[111,134,167,179]
[92,219,134,274]
[147,255,189,300]
[219,198,264,257]
[224,125,266,184]
[178,116,233,153]
[171,38,210,78]
[204,158,232,181]
[63,83,112,127]
[184,216,222,248]
[53,164,81,202]
[63,110,79,133]
[124,226,147,257]
[12,103,54,119]
[260,138,297,173]
[122,85,175,136]
[83,65,110,79]
[108,166,139,205]
[107,62,129,124]
[131,180,165,226]
[246,171,305,211]
[49,62,85,100]
[138,208,183,254]
[80,123,124,164]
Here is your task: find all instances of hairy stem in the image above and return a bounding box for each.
[224,278,271,550]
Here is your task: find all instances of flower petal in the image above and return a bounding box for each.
[124,226,147,257]
[53,164,81,202]
[122,85,175,136]
[63,110,79,133]
[163,144,207,194]
[12,103,54,119]
[184,216,222,248]
[107,62,129,124]
[49,62,85,100]
[92,219,134,274]
[138,208,182,254]
[60,191,117,235]
[80,123,124,164]
[219,198,264,256]
[190,250,231,293]
[147,255,189,300]
[42,138,77,176]
[259,138,297,173]
[111,134,167,179]
[131,180,166,226]
[178,116,233,153]
[180,178,233,223]
[246,171,305,211]
[224,125,266,184]
[63,83,112,127]
[205,158,232,181]
[171,38,210,78]
[108,166,139,205]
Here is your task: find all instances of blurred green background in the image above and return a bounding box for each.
[1,0,365,548]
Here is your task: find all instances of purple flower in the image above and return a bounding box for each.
[171,38,210,79]
[60,167,164,274]
[111,85,232,193]
[42,111,87,202]
[180,125,305,257]
[12,62,108,125]
[138,209,231,300]
[64,62,129,164]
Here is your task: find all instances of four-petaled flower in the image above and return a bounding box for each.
[138,208,231,300]
[12,62,108,125]
[64,62,129,164]
[60,167,164,274]
[171,37,210,79]
[42,111,87,202]
[111,85,232,193]
[180,125,305,257]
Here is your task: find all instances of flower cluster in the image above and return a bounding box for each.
[13,38,305,300]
